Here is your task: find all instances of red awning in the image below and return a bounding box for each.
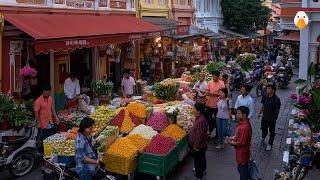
[4,13,161,54]
[275,31,300,42]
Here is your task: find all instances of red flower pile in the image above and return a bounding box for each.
[145,135,175,155]
[111,109,125,127]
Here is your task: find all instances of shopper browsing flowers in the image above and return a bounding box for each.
[216,88,232,149]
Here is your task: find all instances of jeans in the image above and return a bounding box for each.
[79,170,93,180]
[194,148,207,179]
[207,107,218,134]
[216,118,228,145]
[261,119,276,146]
[237,162,250,180]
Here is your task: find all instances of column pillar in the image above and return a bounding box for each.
[50,51,54,97]
[299,26,310,80]
[0,13,4,90]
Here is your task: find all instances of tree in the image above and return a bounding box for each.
[221,0,271,33]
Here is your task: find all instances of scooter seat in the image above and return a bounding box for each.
[2,136,29,147]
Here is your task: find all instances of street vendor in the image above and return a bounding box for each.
[121,70,136,98]
[193,72,207,103]
[64,72,81,108]
[34,85,59,153]
[75,117,100,179]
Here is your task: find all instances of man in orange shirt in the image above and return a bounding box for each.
[206,70,225,138]
[34,85,59,153]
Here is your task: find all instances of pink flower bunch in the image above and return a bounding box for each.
[298,95,313,104]
[302,109,310,117]
[147,112,169,131]
[19,65,37,77]
[290,91,297,100]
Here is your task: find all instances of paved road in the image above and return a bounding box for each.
[165,73,320,180]
[4,72,320,180]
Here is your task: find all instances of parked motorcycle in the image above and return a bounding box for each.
[286,58,294,78]
[256,71,276,97]
[250,64,264,85]
[276,66,291,88]
[0,123,38,177]
[42,156,116,180]
[292,146,314,180]
[230,68,243,91]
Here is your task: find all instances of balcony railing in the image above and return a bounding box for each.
[5,0,136,11]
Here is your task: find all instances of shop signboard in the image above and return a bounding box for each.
[129,32,161,41]
[65,39,89,47]
[64,0,94,8]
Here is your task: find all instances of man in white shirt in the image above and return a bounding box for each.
[121,71,136,98]
[193,72,207,102]
[234,84,255,120]
[64,73,80,101]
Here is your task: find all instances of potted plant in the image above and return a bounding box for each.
[0,93,33,131]
[91,79,114,103]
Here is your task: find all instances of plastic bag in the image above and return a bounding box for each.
[249,159,262,180]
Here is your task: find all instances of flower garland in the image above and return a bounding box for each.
[19,65,37,77]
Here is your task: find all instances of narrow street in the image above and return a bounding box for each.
[166,72,320,180]
[3,73,318,180]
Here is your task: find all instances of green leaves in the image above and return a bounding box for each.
[308,62,316,76]
[91,79,113,97]
[235,53,255,72]
[205,61,227,75]
[0,93,33,128]
[310,88,320,110]
[221,0,271,32]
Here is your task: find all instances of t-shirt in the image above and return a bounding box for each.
[206,80,225,108]
[121,77,136,96]
[261,95,281,121]
[64,78,80,100]
[193,81,207,96]
[217,98,232,119]
[34,95,53,129]
[234,95,254,119]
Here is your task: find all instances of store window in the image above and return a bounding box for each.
[180,0,186,5]
[158,0,166,5]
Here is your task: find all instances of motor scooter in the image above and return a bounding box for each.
[42,156,116,180]
[0,122,38,177]
[276,66,291,88]
[230,68,243,91]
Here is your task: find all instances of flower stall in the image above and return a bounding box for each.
[43,74,200,179]
[275,63,320,178]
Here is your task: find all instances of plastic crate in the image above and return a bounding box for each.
[137,148,178,177]
[175,135,189,153]
[104,153,137,175]
[175,135,189,161]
